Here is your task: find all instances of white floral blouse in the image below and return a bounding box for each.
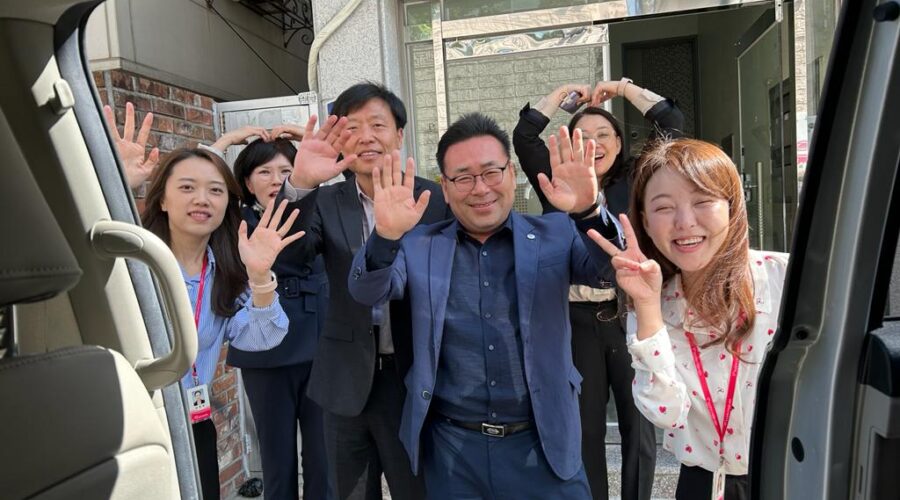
[626,250,789,475]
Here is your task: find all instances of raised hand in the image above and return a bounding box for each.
[372,151,431,241]
[538,126,598,214]
[590,80,620,107]
[270,123,305,141]
[588,214,662,305]
[289,115,357,189]
[210,125,270,152]
[238,199,305,284]
[104,102,160,189]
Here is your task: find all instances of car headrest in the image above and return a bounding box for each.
[0,109,82,306]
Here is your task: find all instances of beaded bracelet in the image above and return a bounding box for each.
[249,271,278,295]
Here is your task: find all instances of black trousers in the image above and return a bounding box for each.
[242,362,331,500]
[570,301,657,500]
[323,356,425,500]
[192,418,220,500]
[675,465,748,500]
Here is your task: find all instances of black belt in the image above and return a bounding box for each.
[441,415,532,438]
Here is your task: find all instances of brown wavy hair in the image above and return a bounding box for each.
[630,138,753,355]
[141,148,247,317]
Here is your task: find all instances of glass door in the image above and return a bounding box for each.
[738,10,792,251]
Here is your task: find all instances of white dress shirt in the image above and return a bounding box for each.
[626,250,789,475]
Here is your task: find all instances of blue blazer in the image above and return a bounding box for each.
[348,211,614,480]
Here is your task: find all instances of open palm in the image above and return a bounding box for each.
[373,151,431,241]
[104,102,159,189]
[238,199,305,280]
[290,115,357,188]
[588,213,662,303]
[539,126,598,214]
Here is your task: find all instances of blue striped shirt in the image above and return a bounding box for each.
[179,246,289,388]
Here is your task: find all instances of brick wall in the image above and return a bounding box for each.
[93,68,247,499]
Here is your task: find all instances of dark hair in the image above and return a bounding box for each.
[569,107,626,189]
[436,113,511,173]
[332,82,407,129]
[233,138,297,204]
[142,148,247,317]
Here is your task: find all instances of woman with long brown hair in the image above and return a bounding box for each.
[107,99,304,499]
[141,147,303,499]
[590,138,788,500]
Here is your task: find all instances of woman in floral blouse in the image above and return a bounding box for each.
[590,138,788,500]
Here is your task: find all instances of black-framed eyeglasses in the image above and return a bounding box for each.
[443,161,509,193]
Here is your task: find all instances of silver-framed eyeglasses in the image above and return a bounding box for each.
[444,161,509,193]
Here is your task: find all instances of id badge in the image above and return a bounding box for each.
[712,467,726,500]
[187,384,211,423]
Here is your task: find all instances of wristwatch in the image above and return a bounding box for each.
[616,77,633,97]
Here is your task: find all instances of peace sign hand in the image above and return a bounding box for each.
[238,199,305,284]
[104,102,160,189]
[289,115,357,189]
[538,126,598,214]
[587,213,662,305]
[372,151,431,241]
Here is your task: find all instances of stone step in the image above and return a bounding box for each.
[231,445,680,500]
[604,444,679,500]
[232,425,681,499]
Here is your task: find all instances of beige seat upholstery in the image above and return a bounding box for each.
[0,105,174,498]
[0,346,173,499]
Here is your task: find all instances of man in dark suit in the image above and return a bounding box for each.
[279,83,449,500]
[347,113,621,499]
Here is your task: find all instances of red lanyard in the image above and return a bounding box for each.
[685,332,741,455]
[190,254,208,385]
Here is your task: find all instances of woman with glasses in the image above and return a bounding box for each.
[513,79,684,500]
[215,129,332,500]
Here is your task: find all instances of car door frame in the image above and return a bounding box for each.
[53,2,201,498]
[750,0,900,498]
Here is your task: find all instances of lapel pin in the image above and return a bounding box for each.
[526,233,536,240]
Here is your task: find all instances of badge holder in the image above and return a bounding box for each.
[187,383,211,423]
[712,455,727,500]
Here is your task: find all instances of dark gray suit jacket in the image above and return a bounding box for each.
[279,177,451,416]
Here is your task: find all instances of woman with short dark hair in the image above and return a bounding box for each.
[208,127,332,500]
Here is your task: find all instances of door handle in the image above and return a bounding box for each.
[89,220,197,391]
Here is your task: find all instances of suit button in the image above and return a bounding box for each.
[422,390,431,400]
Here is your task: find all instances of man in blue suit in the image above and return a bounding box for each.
[347,113,622,499]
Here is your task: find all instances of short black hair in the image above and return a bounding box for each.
[436,113,511,173]
[332,82,407,129]
[233,138,297,204]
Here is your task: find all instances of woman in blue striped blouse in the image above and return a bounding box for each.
[139,147,303,500]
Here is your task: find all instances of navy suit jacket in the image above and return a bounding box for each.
[347,211,613,480]
[277,178,451,416]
